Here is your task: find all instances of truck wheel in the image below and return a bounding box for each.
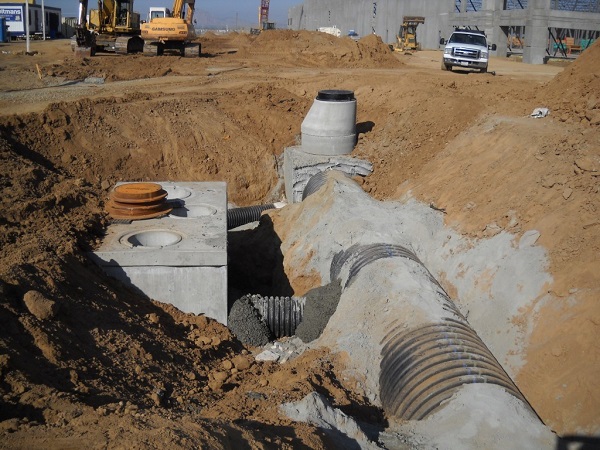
[441,60,451,71]
[480,66,488,73]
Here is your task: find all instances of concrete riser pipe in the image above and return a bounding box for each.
[301,90,357,156]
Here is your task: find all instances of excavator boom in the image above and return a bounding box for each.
[171,0,184,18]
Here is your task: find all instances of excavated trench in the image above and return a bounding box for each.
[0,80,588,447]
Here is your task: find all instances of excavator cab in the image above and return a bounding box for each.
[116,1,130,27]
[92,0,137,32]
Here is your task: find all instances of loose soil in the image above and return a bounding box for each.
[0,31,598,447]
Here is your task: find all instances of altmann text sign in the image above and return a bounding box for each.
[0,6,22,21]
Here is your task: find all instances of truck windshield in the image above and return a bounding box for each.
[449,33,487,47]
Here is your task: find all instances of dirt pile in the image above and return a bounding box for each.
[0,82,310,206]
[0,130,372,447]
[542,39,600,125]
[240,30,402,68]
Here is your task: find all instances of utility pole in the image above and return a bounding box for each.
[25,0,30,53]
[41,0,46,40]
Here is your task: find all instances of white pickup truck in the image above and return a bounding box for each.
[440,29,497,73]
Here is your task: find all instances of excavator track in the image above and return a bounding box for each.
[143,42,163,56]
[183,43,201,58]
[115,35,144,55]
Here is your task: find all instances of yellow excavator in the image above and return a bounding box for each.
[394,16,425,52]
[73,0,144,57]
[140,0,200,57]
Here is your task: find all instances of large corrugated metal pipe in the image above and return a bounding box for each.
[228,294,305,346]
[278,171,555,448]
[302,169,349,200]
[331,243,532,420]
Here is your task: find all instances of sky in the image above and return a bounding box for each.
[49,0,301,28]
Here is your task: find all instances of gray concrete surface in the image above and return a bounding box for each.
[281,392,382,450]
[90,181,229,324]
[228,295,273,346]
[295,280,342,343]
[301,93,357,155]
[283,146,372,203]
[270,172,556,448]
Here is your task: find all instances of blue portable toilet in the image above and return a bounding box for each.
[0,18,7,43]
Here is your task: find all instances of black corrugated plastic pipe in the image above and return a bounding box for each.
[227,203,285,230]
[249,295,306,338]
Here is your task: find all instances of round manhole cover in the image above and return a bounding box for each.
[163,185,193,200]
[316,89,355,101]
[170,204,217,218]
[120,230,183,248]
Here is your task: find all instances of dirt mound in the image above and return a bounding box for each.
[541,39,600,125]
[0,135,371,449]
[45,52,213,82]
[28,37,244,84]
[0,82,309,206]
[48,54,177,81]
[199,31,255,52]
[240,29,402,68]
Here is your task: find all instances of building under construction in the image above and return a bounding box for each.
[288,0,600,64]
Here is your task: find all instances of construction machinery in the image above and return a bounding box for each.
[140,0,200,57]
[147,6,171,22]
[250,0,274,34]
[394,16,425,52]
[73,0,144,57]
[259,0,274,31]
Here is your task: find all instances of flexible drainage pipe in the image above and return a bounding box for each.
[249,295,306,338]
[227,202,286,230]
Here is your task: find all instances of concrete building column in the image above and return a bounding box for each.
[485,0,508,57]
[524,0,551,64]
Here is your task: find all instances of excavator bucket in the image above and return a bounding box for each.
[73,27,96,58]
[74,46,94,58]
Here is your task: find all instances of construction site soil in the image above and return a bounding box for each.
[0,30,598,448]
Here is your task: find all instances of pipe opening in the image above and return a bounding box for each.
[227,294,305,346]
[316,89,356,102]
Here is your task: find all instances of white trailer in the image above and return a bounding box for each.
[317,26,341,37]
[0,3,62,39]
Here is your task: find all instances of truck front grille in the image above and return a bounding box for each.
[452,47,480,59]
